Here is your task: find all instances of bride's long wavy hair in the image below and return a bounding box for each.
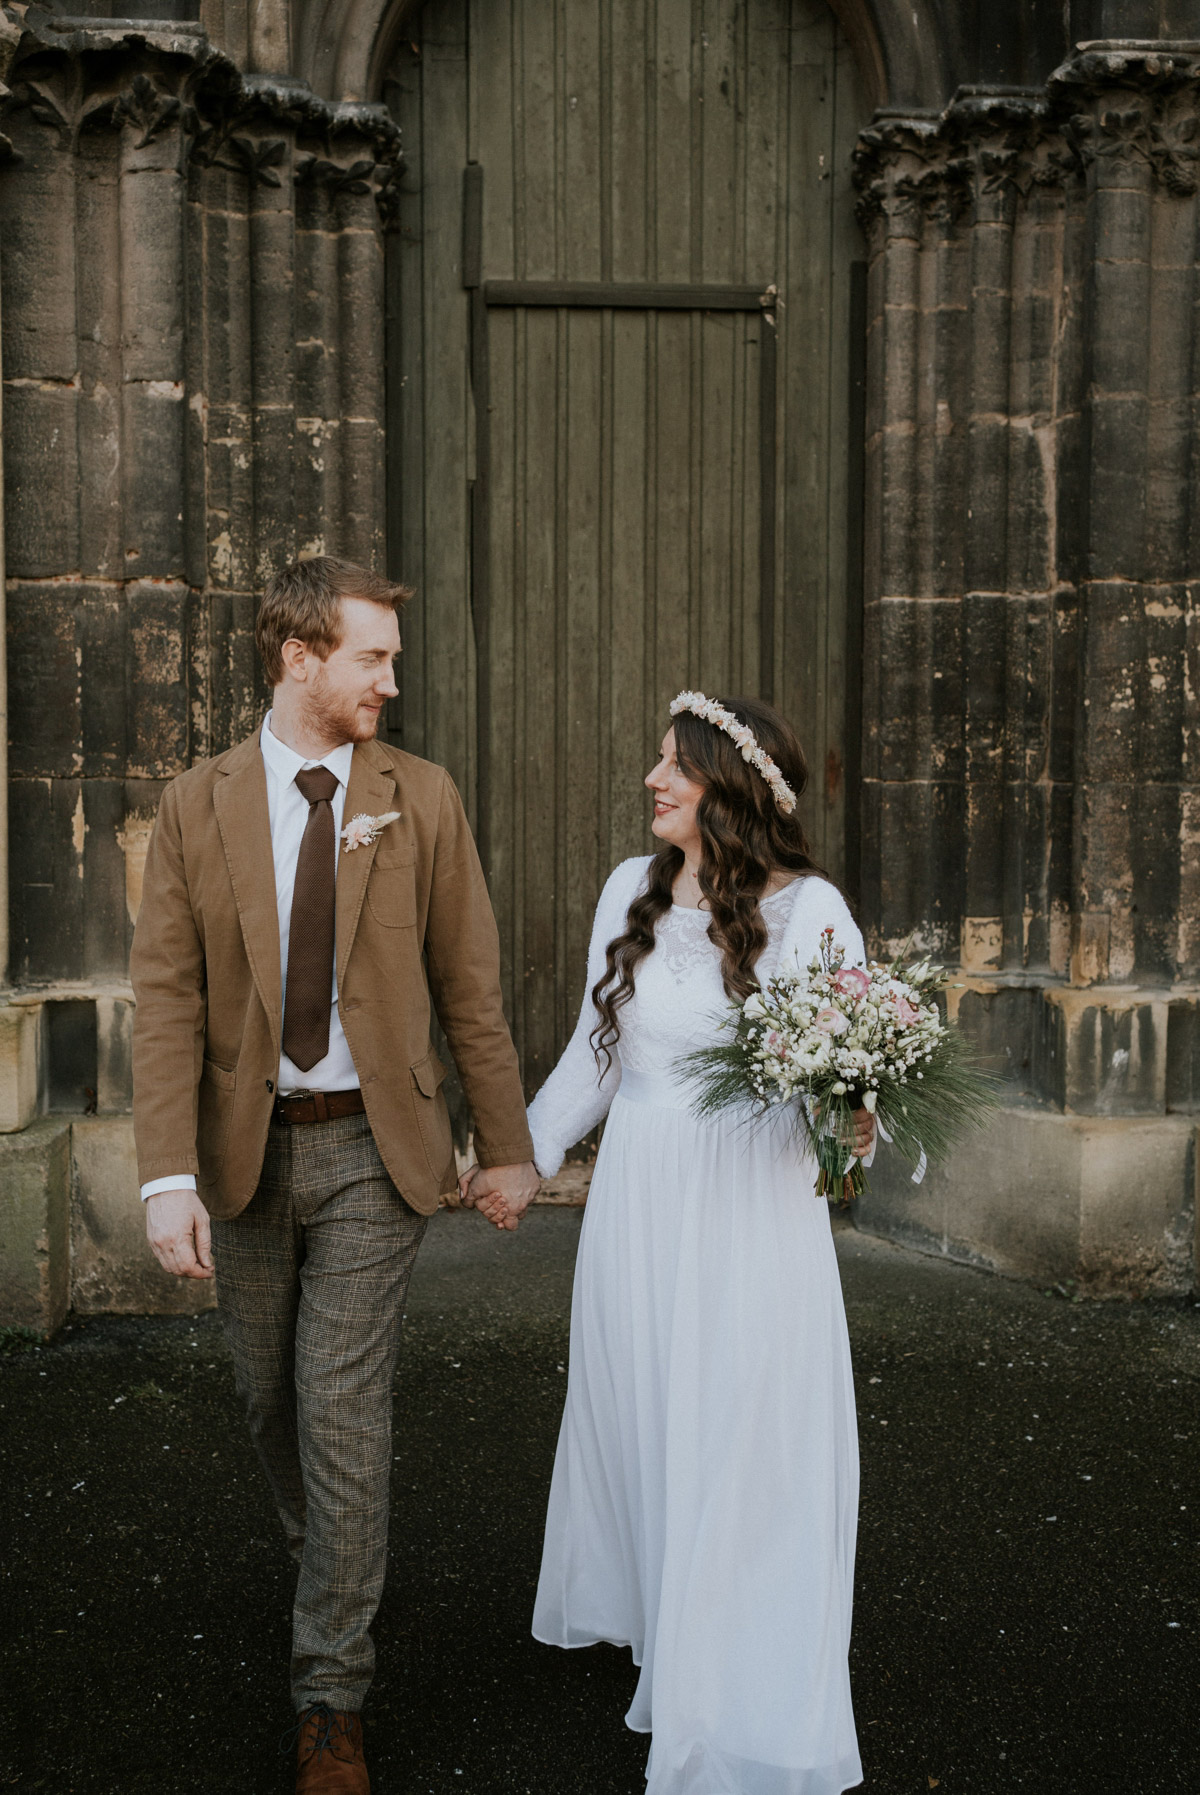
[590,696,827,1073]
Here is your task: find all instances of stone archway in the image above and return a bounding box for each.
[293,0,953,114]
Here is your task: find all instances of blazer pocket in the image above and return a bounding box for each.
[366,849,418,929]
[202,1057,237,1092]
[198,1058,237,1174]
[411,1050,448,1098]
[410,1051,452,1175]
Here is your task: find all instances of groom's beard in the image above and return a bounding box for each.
[304,670,384,746]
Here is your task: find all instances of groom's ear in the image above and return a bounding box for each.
[278,636,318,684]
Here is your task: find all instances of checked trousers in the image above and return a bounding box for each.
[211,1111,428,1712]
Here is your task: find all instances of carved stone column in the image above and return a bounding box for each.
[0,14,400,1327]
[853,44,1200,1294]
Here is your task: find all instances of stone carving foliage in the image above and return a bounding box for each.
[974,123,1081,200]
[373,157,403,226]
[295,153,375,194]
[16,75,69,136]
[15,66,190,152]
[197,129,289,188]
[855,103,1080,229]
[112,71,182,148]
[0,16,402,220]
[853,116,968,227]
[855,44,1200,229]
[1066,101,1200,196]
[294,146,406,218]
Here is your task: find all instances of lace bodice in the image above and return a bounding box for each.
[615,886,799,1081]
[527,857,867,1176]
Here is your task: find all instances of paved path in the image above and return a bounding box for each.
[2,1210,1197,1794]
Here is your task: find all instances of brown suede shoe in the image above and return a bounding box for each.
[291,1704,370,1794]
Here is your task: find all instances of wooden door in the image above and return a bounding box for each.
[385,0,867,1097]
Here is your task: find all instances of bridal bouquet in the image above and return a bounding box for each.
[682,929,997,1203]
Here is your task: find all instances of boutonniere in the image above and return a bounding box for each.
[341,811,401,852]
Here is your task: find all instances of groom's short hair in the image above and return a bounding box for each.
[256,556,413,685]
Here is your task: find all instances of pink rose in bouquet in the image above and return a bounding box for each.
[833,967,870,1001]
[888,993,921,1027]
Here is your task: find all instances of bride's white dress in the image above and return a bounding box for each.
[527,858,864,1795]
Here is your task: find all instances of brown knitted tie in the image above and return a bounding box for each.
[283,766,340,1073]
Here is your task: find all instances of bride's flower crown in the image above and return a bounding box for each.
[669,691,798,815]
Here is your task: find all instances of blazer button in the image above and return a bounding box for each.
[265,1079,274,1093]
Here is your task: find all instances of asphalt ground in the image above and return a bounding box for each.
[1,1208,1197,1795]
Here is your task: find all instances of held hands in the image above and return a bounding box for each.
[456,1118,873,1230]
[458,1160,541,1231]
[145,1189,214,1279]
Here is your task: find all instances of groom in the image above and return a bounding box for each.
[131,556,539,1792]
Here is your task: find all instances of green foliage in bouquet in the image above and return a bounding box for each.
[680,929,1000,1203]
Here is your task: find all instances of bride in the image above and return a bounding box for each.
[466,692,872,1795]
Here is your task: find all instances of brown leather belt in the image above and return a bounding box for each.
[272,1088,366,1127]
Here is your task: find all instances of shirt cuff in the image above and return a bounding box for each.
[140,1174,198,1202]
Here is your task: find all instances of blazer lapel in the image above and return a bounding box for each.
[213,733,283,1051]
[336,740,399,990]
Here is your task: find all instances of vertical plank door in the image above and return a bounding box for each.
[385,0,868,1105]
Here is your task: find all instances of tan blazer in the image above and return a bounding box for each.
[130,730,534,1220]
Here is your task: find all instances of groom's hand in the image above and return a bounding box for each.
[459,1161,540,1231]
[145,1189,214,1280]
[457,1166,509,1229]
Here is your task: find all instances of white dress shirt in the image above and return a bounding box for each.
[141,712,360,1200]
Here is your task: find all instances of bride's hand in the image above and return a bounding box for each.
[813,1102,875,1160]
[850,1107,875,1158]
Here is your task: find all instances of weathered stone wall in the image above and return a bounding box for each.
[1,14,397,987]
[852,42,1200,1289]
[0,10,398,1326]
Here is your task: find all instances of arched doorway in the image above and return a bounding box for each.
[382,0,869,1096]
